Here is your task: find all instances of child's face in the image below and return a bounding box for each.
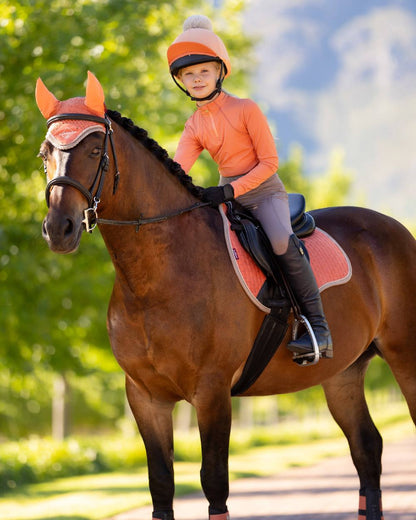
[177,61,220,101]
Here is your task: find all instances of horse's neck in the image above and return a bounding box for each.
[99,125,196,218]
[99,132,206,291]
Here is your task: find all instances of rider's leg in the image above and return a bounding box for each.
[276,234,333,358]
[251,193,333,358]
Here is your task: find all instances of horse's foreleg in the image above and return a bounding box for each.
[322,355,384,520]
[125,376,175,520]
[194,385,232,520]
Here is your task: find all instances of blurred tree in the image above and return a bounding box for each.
[0,0,361,439]
[0,0,250,437]
[278,145,354,210]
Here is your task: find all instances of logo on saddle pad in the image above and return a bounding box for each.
[220,205,352,314]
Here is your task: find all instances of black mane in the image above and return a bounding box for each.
[106,109,203,199]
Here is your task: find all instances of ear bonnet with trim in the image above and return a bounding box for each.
[35,71,106,150]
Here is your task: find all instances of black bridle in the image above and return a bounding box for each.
[44,112,209,233]
[45,113,120,232]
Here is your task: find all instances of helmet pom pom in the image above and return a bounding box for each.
[183,15,213,31]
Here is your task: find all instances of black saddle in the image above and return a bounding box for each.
[226,193,314,282]
[226,193,316,395]
[289,193,315,238]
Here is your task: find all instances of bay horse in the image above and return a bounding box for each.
[36,73,416,520]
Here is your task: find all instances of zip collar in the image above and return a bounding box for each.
[196,91,228,113]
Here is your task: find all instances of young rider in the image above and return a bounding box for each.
[167,15,332,360]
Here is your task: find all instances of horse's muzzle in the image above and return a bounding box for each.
[42,210,83,254]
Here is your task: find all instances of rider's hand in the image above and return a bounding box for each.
[201,184,234,206]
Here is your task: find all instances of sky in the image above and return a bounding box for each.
[243,0,416,222]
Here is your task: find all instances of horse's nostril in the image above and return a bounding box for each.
[64,218,74,237]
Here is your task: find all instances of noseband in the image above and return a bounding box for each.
[45,113,120,232]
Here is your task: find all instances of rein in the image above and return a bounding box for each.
[44,112,210,233]
[94,201,210,232]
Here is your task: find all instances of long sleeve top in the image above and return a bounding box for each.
[173,91,278,198]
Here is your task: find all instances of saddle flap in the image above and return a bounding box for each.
[231,211,274,278]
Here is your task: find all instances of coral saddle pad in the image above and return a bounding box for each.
[219,205,352,313]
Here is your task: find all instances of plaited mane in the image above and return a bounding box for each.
[106,109,203,199]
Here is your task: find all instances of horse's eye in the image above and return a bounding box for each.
[90,147,101,157]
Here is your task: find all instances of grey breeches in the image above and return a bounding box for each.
[219,173,293,255]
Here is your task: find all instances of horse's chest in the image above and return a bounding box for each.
[108,295,180,362]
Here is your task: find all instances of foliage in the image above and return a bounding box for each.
[278,145,354,210]
[1,398,410,494]
[0,0,401,441]
[0,418,357,492]
[0,435,147,492]
[0,0,249,436]
[0,368,126,438]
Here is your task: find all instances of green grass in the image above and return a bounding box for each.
[0,402,414,520]
[0,472,150,520]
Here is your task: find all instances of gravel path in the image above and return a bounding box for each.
[108,437,416,520]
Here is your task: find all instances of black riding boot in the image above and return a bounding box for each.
[276,234,333,359]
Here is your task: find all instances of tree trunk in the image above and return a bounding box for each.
[52,373,70,440]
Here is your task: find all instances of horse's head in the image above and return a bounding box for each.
[36,72,117,253]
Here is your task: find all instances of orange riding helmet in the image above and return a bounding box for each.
[167,15,231,101]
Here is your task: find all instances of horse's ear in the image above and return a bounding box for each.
[35,77,60,119]
[85,71,105,115]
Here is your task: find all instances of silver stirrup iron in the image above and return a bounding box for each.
[291,315,320,366]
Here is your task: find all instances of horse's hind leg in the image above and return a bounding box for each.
[125,376,175,520]
[378,332,416,426]
[322,351,384,520]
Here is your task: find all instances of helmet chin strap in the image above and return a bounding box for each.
[191,80,222,102]
[172,62,225,102]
